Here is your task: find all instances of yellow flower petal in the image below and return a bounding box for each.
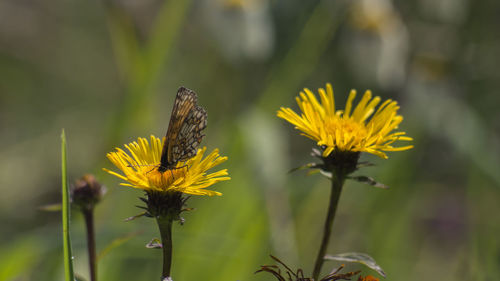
[104,136,230,195]
[277,83,413,158]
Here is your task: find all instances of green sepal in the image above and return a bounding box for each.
[348,175,389,189]
[146,238,162,249]
[124,211,148,222]
[319,169,332,179]
[324,252,386,278]
[356,161,375,169]
[288,162,323,174]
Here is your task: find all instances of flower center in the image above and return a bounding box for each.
[324,117,368,139]
[145,167,188,191]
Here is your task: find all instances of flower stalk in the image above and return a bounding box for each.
[71,174,106,281]
[139,190,186,280]
[312,170,345,280]
[276,83,413,281]
[105,136,230,280]
[82,208,97,281]
[277,83,413,160]
[157,216,174,279]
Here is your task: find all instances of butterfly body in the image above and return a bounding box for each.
[158,87,207,173]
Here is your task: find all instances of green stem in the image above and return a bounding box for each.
[83,208,97,281]
[61,130,75,281]
[312,173,345,280]
[157,217,174,280]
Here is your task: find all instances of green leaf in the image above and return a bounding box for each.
[0,237,40,280]
[146,0,193,81]
[146,238,163,249]
[288,161,334,180]
[324,252,386,278]
[356,161,375,169]
[288,162,322,174]
[124,211,147,222]
[348,176,389,189]
[98,231,141,261]
[319,169,333,179]
[61,129,75,281]
[39,203,62,212]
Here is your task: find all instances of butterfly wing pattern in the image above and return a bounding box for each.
[158,87,207,173]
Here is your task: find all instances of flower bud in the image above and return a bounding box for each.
[71,174,106,211]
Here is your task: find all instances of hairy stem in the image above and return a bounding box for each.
[312,173,345,280]
[157,217,174,280]
[83,208,97,281]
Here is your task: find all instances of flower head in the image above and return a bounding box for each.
[277,83,413,159]
[71,174,106,211]
[104,135,230,197]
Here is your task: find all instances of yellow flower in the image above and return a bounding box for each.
[104,135,230,196]
[277,83,413,159]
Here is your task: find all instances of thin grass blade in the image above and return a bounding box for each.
[61,129,75,281]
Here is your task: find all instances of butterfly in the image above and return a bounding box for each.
[158,87,207,173]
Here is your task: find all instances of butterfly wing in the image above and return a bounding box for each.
[159,87,207,171]
[173,105,207,163]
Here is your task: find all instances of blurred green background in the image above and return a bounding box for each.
[1,0,499,280]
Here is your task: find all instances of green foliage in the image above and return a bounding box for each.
[325,252,386,278]
[0,237,40,280]
[1,0,499,280]
[61,130,75,281]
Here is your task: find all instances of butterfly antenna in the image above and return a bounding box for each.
[127,164,157,168]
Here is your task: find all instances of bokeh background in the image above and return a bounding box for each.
[1,0,499,280]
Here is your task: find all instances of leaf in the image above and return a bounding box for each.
[319,169,332,179]
[288,162,322,174]
[324,252,386,278]
[311,148,323,158]
[356,161,375,169]
[124,212,147,222]
[98,231,142,260]
[146,238,163,249]
[0,237,40,281]
[348,176,388,189]
[61,129,75,281]
[134,205,149,211]
[39,203,62,212]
